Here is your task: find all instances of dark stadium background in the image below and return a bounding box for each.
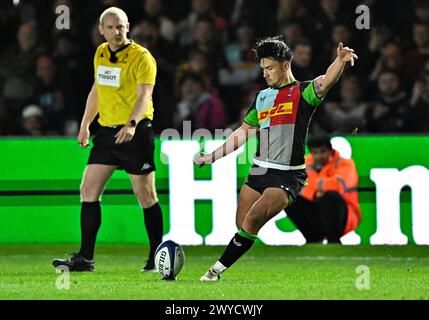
[0,0,428,137]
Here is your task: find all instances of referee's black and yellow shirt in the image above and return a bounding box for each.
[94,41,157,126]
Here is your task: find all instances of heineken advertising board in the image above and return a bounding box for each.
[0,136,428,245]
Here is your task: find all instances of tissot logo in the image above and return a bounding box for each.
[97,66,121,87]
[98,73,116,81]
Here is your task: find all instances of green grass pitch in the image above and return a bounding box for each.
[1,244,428,300]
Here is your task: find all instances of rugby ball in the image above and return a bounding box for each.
[154,240,185,280]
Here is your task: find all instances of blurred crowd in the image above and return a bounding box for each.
[0,0,428,137]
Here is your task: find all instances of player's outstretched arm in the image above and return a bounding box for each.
[78,83,98,148]
[313,42,358,98]
[193,122,258,167]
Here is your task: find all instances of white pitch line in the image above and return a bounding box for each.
[3,255,429,262]
[186,256,429,261]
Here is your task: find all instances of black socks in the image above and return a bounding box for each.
[79,201,101,261]
[78,201,163,262]
[219,229,257,268]
[143,202,164,261]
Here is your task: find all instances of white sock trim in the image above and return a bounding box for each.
[212,261,227,274]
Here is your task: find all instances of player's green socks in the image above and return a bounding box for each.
[143,202,164,261]
[216,229,258,272]
[79,201,101,261]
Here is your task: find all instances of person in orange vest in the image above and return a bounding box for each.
[286,136,362,243]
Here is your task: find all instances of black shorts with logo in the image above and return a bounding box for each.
[244,165,307,200]
[88,119,156,175]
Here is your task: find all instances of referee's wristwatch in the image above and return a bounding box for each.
[128,119,137,128]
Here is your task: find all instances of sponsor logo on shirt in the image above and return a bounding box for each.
[97,66,121,87]
[258,102,293,122]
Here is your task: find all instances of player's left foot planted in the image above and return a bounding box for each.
[140,259,157,272]
[52,252,94,272]
[200,269,221,282]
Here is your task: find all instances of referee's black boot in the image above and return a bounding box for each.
[140,259,156,272]
[52,252,94,272]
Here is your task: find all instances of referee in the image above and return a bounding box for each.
[53,7,163,272]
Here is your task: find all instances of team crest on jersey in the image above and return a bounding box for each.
[258,102,293,122]
[118,54,128,64]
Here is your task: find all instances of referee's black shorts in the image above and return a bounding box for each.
[88,119,156,175]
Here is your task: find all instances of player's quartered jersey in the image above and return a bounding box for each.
[94,41,157,126]
[243,80,323,170]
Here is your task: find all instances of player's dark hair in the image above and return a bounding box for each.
[307,136,332,150]
[253,36,293,62]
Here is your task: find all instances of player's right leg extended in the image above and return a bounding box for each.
[235,184,262,229]
[53,164,117,271]
[201,185,261,281]
[201,187,290,281]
